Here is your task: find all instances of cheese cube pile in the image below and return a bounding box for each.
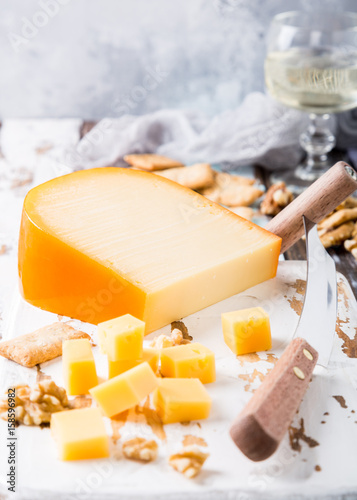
[54,313,219,461]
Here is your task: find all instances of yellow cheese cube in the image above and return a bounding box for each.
[108,348,159,378]
[221,306,272,355]
[90,362,158,417]
[160,343,215,384]
[108,358,137,378]
[98,314,144,361]
[153,378,212,424]
[141,347,159,373]
[62,339,98,395]
[51,408,109,460]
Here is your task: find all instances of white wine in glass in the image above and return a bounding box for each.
[265,11,357,190]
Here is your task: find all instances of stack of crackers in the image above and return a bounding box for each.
[124,154,264,220]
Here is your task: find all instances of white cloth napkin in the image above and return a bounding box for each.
[63,92,307,171]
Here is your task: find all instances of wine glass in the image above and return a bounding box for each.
[265,10,357,191]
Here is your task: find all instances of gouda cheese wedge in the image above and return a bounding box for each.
[19,168,281,332]
[221,306,272,355]
[51,407,109,461]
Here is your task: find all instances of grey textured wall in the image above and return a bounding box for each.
[1,0,357,119]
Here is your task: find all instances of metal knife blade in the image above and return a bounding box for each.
[292,215,337,367]
[229,215,337,461]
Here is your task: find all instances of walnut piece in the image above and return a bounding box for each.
[0,380,70,426]
[168,446,209,478]
[171,328,184,345]
[260,182,294,216]
[150,328,189,349]
[150,334,175,349]
[122,437,158,462]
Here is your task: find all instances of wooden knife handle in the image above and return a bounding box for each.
[266,161,357,253]
[229,338,318,462]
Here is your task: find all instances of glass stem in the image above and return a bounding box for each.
[299,113,336,178]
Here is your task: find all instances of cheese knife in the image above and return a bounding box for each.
[265,161,357,252]
[229,215,338,462]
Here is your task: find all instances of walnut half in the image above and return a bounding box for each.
[122,437,158,462]
[0,380,70,426]
[168,446,209,478]
[260,182,294,216]
[150,328,189,349]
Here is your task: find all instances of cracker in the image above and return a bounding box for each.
[199,172,262,207]
[221,185,263,207]
[229,206,255,220]
[124,154,183,171]
[0,323,91,368]
[201,184,263,207]
[320,221,355,248]
[319,207,357,230]
[214,172,256,188]
[155,163,215,190]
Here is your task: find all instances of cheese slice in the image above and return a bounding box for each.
[19,168,281,333]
